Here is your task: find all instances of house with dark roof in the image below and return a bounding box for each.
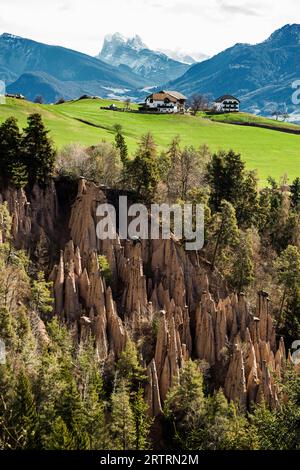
[141,90,187,113]
[214,95,240,112]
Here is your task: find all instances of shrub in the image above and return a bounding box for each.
[56,142,121,186]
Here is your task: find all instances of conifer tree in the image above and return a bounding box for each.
[0,117,28,188]
[0,202,12,243]
[44,416,74,450]
[290,177,300,210]
[188,390,256,450]
[207,150,244,212]
[113,124,128,165]
[30,271,53,318]
[132,387,152,450]
[207,150,259,227]
[116,339,147,391]
[11,367,38,449]
[249,401,300,450]
[211,200,240,269]
[56,377,89,449]
[164,360,205,442]
[110,380,135,450]
[161,136,180,194]
[126,133,159,202]
[0,307,16,348]
[22,113,56,186]
[77,343,108,449]
[0,363,15,449]
[230,230,254,292]
[275,245,300,318]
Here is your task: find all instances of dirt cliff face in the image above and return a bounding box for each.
[0,179,290,415]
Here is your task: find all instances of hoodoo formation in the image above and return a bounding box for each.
[0,179,292,416]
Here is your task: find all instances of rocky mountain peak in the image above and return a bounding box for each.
[1,32,21,40]
[98,32,190,84]
[127,34,147,51]
[101,32,147,55]
[265,23,300,46]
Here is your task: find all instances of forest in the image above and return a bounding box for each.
[0,114,300,450]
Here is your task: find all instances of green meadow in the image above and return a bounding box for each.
[1,97,300,183]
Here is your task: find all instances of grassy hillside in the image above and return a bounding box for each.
[1,98,300,183]
[203,111,300,131]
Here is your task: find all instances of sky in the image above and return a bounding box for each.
[0,0,299,57]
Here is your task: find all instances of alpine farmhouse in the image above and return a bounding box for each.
[214,95,240,112]
[140,90,187,113]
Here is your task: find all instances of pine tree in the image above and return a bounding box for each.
[110,380,135,450]
[0,202,12,243]
[189,390,256,450]
[9,162,29,189]
[230,230,254,293]
[249,401,300,450]
[164,360,205,443]
[132,387,152,450]
[126,133,159,202]
[113,124,128,165]
[211,200,240,269]
[0,117,28,188]
[56,377,89,449]
[207,150,259,227]
[0,363,15,449]
[0,307,16,348]
[44,416,74,450]
[207,150,245,212]
[290,177,300,210]
[11,367,38,449]
[281,290,300,344]
[30,271,53,318]
[76,343,108,449]
[163,136,180,197]
[275,245,300,320]
[116,339,147,391]
[22,113,56,186]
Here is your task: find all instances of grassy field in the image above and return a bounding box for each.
[203,111,300,131]
[1,97,300,183]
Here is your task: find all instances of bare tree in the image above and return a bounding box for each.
[189,94,208,116]
[166,138,209,201]
[56,142,121,186]
[281,112,290,122]
[124,98,131,111]
[272,104,290,122]
[272,109,280,121]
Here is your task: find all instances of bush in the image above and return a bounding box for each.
[98,255,112,283]
[88,142,121,187]
[56,142,121,186]
[56,144,90,180]
[78,95,92,100]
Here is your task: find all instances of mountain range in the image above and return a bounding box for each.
[0,33,146,102]
[168,24,300,116]
[158,48,209,65]
[97,33,191,84]
[1,25,300,117]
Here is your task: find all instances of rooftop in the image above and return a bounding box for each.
[146,90,187,102]
[215,95,240,103]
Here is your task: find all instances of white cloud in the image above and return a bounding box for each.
[0,0,299,57]
[216,0,261,16]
